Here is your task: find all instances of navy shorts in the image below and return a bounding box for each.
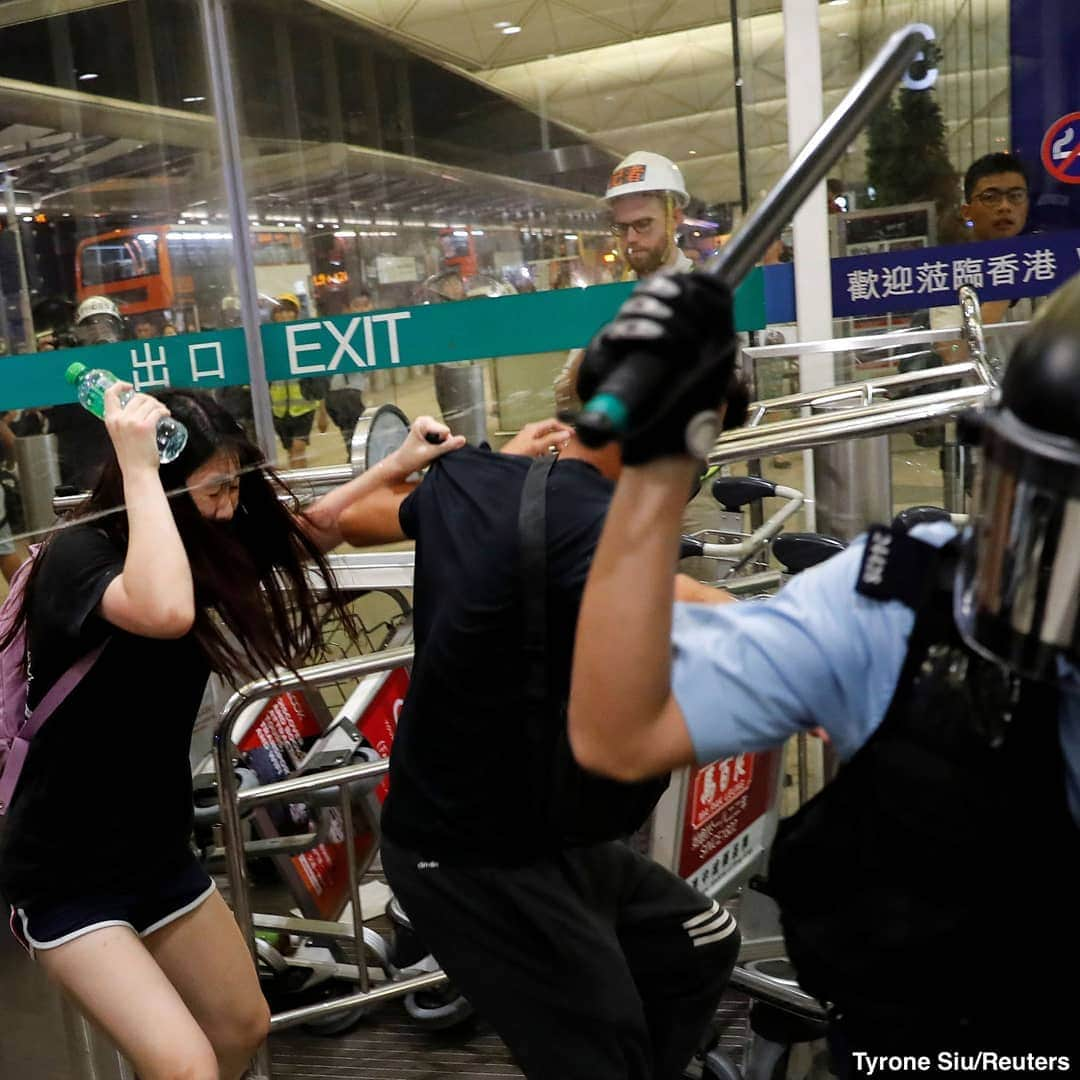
[10,858,215,956]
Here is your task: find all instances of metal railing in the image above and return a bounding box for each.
[711,346,1001,468]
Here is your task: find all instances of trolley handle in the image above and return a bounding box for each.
[710,475,777,511]
[773,533,846,575]
[686,484,806,564]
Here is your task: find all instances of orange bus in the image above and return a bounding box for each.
[75,224,310,331]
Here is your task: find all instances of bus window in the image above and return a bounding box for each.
[79,234,160,287]
[75,225,310,331]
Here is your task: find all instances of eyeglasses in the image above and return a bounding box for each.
[972,187,1028,207]
[610,217,658,237]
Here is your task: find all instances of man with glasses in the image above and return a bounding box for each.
[605,152,694,279]
[961,151,1030,243]
[930,152,1033,335]
[906,153,1034,412]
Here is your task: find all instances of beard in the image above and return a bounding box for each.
[626,242,667,276]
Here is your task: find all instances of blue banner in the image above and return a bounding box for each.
[830,230,1080,318]
[1011,1,1080,232]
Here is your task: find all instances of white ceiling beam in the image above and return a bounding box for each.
[0,0,123,29]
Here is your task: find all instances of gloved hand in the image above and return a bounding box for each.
[577,272,737,464]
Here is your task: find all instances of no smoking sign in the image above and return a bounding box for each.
[1042,112,1080,184]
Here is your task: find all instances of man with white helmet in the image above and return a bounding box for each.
[47,296,127,489]
[72,295,126,347]
[605,151,693,279]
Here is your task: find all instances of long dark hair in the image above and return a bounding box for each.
[3,389,360,681]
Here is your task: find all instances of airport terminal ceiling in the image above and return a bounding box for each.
[309,0,1012,207]
[0,0,1009,228]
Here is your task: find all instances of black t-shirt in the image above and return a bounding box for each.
[0,525,210,906]
[381,446,614,863]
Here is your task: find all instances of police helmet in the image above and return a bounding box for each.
[956,273,1080,679]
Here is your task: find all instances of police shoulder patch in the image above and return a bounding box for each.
[855,524,942,609]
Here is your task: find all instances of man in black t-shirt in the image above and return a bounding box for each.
[338,384,739,1079]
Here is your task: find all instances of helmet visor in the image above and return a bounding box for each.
[956,409,1080,680]
[76,314,123,345]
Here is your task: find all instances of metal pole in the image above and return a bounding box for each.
[198,0,277,463]
[729,0,750,215]
[338,787,370,993]
[3,175,36,354]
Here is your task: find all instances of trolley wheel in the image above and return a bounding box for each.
[403,986,475,1030]
[296,976,384,1036]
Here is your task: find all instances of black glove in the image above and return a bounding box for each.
[578,272,737,464]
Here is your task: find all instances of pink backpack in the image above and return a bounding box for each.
[0,548,108,815]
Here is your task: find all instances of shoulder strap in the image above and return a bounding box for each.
[25,639,110,737]
[855,523,958,611]
[0,640,110,813]
[518,454,557,711]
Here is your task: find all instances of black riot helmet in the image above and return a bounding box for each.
[955,274,1080,680]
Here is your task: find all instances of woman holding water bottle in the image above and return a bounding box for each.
[0,380,462,1079]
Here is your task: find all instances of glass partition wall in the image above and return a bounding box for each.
[0,0,1069,570]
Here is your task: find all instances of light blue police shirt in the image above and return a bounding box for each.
[671,522,1080,825]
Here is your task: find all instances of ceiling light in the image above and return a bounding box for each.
[838,31,850,38]
[827,0,849,4]
[688,149,697,156]
[78,72,99,81]
[493,20,512,28]
[182,95,206,103]
[501,25,522,35]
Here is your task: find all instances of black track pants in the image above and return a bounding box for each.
[382,837,739,1080]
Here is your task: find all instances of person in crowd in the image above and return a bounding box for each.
[336,362,744,1080]
[905,152,1033,443]
[46,296,124,491]
[214,296,257,444]
[422,270,511,444]
[605,151,694,279]
[924,151,1033,339]
[132,319,155,340]
[347,289,375,315]
[567,270,1080,1072]
[0,386,461,1080]
[268,293,326,469]
[324,286,373,460]
[162,322,178,337]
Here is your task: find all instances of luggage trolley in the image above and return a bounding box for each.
[204,550,484,1080]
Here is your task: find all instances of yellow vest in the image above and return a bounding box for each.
[270,380,319,418]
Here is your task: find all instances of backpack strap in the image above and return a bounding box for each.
[0,639,109,813]
[518,454,557,717]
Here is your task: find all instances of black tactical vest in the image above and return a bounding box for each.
[764,527,1080,1042]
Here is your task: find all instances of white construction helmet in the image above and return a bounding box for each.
[75,295,123,326]
[74,295,125,344]
[604,151,689,208]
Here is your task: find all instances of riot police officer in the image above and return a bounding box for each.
[567,270,1080,1071]
[48,296,128,490]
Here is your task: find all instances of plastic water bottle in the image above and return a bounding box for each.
[65,362,188,465]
